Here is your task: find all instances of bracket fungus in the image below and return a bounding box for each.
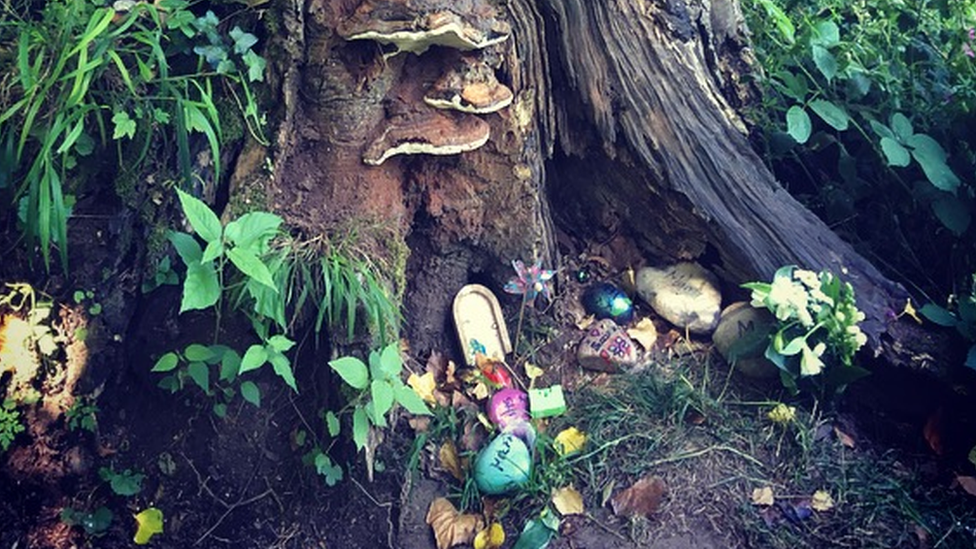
[338,0,511,56]
[424,55,513,114]
[363,109,491,166]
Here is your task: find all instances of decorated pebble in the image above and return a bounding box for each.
[577,319,638,372]
[582,283,634,324]
[473,432,533,495]
[488,389,529,430]
[636,262,722,334]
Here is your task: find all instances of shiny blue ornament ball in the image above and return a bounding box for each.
[582,282,634,324]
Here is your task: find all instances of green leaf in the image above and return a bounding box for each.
[908,134,961,193]
[325,411,340,437]
[378,343,402,379]
[869,120,896,141]
[220,350,241,381]
[181,260,220,312]
[811,20,840,48]
[891,113,913,143]
[267,334,295,353]
[201,239,224,263]
[133,507,164,545]
[394,383,432,415]
[240,345,269,374]
[786,106,812,144]
[775,71,808,102]
[187,362,209,393]
[880,137,911,167]
[243,50,266,82]
[757,0,794,44]
[808,100,849,131]
[168,231,202,265]
[371,379,395,419]
[269,350,298,392]
[184,344,214,362]
[931,196,971,236]
[112,111,137,140]
[240,381,261,407]
[780,336,807,356]
[811,45,837,82]
[152,352,180,372]
[101,468,144,496]
[229,27,258,54]
[919,304,957,327]
[213,403,227,417]
[176,188,222,243]
[314,452,343,486]
[226,247,277,291]
[224,212,282,254]
[329,357,369,390]
[352,405,369,451]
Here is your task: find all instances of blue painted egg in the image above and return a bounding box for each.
[582,282,634,324]
[473,432,532,495]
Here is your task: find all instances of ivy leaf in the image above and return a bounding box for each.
[229,26,258,54]
[133,508,164,545]
[243,50,266,82]
[880,137,910,167]
[112,111,137,140]
[187,361,209,393]
[152,352,180,372]
[329,357,369,390]
[808,99,849,131]
[240,381,261,407]
[181,260,220,312]
[786,106,812,144]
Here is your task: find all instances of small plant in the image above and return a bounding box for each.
[72,289,102,316]
[65,397,99,433]
[152,342,261,417]
[920,272,976,370]
[326,343,432,476]
[99,465,145,496]
[0,401,25,452]
[744,266,870,395]
[61,506,113,536]
[141,256,179,294]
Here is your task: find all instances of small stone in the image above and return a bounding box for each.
[636,262,722,334]
[577,319,638,372]
[712,302,778,379]
[473,432,532,495]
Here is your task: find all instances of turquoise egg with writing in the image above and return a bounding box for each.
[473,432,532,495]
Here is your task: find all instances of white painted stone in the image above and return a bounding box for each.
[636,262,722,334]
[577,319,638,372]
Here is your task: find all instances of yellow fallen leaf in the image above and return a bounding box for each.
[552,486,585,516]
[470,381,490,401]
[524,362,544,380]
[626,317,658,350]
[811,490,834,511]
[751,487,774,506]
[473,522,505,549]
[902,298,922,324]
[133,507,164,545]
[439,440,465,481]
[408,372,438,404]
[553,427,586,456]
[426,498,484,549]
[767,403,796,424]
[575,314,596,330]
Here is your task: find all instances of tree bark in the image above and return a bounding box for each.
[260,0,918,359]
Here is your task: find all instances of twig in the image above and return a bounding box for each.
[350,477,396,549]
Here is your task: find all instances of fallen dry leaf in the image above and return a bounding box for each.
[473,523,505,549]
[956,476,976,497]
[470,381,490,401]
[627,317,658,350]
[426,498,484,549]
[408,372,438,404]
[751,487,775,506]
[811,490,834,511]
[439,441,465,481]
[611,475,668,518]
[552,486,585,516]
[575,314,596,330]
[902,298,923,324]
[834,425,855,448]
[923,408,945,456]
[524,362,544,381]
[553,427,587,456]
[460,419,488,453]
[601,480,616,507]
[408,416,431,433]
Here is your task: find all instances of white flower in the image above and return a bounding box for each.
[813,341,827,356]
[795,269,820,289]
[800,344,825,376]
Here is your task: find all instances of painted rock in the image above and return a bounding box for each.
[473,432,532,495]
[712,302,778,379]
[636,263,722,334]
[488,389,529,430]
[577,319,638,372]
[582,283,634,324]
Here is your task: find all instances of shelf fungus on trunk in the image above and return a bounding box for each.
[338,0,511,56]
[424,54,513,114]
[363,108,491,165]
